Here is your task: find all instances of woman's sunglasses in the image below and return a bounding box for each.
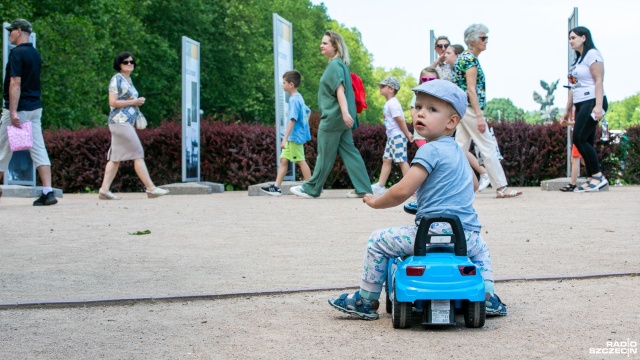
[121,60,136,65]
[478,36,489,41]
[435,44,450,49]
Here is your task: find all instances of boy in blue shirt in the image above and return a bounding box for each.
[328,80,507,319]
[261,71,311,196]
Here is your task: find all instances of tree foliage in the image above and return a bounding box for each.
[606,92,640,130]
[366,66,417,124]
[484,98,525,123]
[1,0,380,129]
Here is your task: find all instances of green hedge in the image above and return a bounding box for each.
[44,116,636,193]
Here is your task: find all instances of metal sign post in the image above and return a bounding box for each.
[567,7,578,178]
[2,22,37,186]
[272,14,294,181]
[429,30,436,65]
[181,36,201,182]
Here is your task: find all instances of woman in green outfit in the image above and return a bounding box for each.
[290,31,372,199]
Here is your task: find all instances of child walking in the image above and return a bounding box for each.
[370,77,414,195]
[559,117,584,192]
[261,71,311,196]
[328,80,507,320]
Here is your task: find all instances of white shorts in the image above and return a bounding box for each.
[382,134,408,163]
[0,108,51,172]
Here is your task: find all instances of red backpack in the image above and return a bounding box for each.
[350,72,367,114]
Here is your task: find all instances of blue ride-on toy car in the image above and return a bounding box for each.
[385,205,486,329]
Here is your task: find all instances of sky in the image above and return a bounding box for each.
[310,0,639,112]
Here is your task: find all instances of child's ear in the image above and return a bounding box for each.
[447,114,460,129]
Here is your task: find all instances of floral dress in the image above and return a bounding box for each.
[108,73,139,124]
[452,50,486,110]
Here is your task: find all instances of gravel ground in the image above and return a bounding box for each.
[1,186,639,359]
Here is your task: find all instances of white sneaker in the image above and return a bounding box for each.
[346,191,365,198]
[371,183,386,195]
[478,174,490,192]
[290,185,316,199]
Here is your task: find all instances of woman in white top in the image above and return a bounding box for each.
[561,26,608,192]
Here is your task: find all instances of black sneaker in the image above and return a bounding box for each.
[260,184,282,196]
[33,192,58,206]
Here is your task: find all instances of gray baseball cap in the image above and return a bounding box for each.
[412,79,468,118]
[377,76,400,91]
[5,19,33,33]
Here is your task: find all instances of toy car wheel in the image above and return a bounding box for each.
[464,301,486,328]
[391,283,411,328]
[385,291,392,314]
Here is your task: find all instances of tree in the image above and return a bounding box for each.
[0,1,407,128]
[484,98,525,122]
[606,92,640,130]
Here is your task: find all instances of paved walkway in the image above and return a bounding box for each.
[1,186,639,358]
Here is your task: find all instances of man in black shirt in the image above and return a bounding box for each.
[1,19,57,206]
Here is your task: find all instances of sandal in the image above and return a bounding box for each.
[575,175,607,193]
[496,186,522,198]
[328,291,379,320]
[559,183,577,192]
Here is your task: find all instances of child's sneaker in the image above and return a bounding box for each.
[486,294,507,316]
[328,291,379,320]
[478,173,490,192]
[371,183,386,195]
[260,184,282,196]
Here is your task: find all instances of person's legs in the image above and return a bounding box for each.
[26,109,53,190]
[359,225,417,295]
[467,151,490,192]
[274,157,289,188]
[376,158,392,186]
[571,156,580,185]
[454,110,473,152]
[133,158,155,189]
[328,225,416,320]
[573,100,599,175]
[466,152,485,175]
[462,109,509,191]
[295,160,311,181]
[573,98,609,191]
[301,129,339,197]
[35,166,52,188]
[337,129,372,194]
[101,161,120,191]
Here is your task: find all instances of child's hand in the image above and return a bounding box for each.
[362,193,378,208]
[407,133,414,143]
[280,139,287,149]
